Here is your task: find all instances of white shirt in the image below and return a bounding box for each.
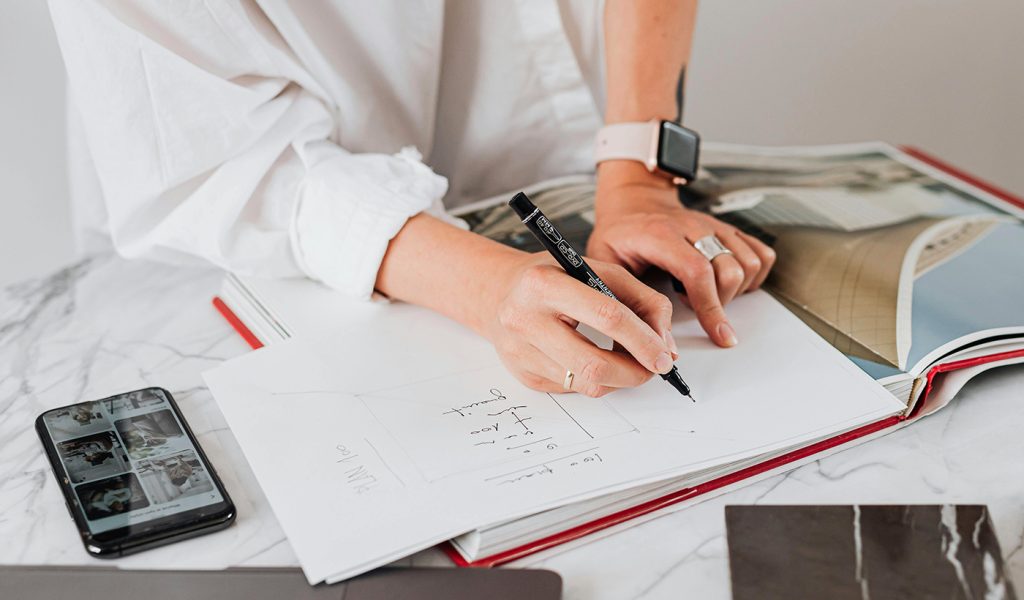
[50,0,606,299]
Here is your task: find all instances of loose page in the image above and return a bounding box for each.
[204,290,904,583]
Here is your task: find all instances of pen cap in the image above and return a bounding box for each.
[508,192,537,221]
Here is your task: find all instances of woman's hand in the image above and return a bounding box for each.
[588,162,776,348]
[375,214,677,397]
[478,253,678,398]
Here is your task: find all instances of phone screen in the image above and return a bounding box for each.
[39,389,225,535]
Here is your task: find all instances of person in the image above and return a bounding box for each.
[49,1,775,398]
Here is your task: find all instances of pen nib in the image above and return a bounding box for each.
[685,393,696,403]
[661,367,695,401]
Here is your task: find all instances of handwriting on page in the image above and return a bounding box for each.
[333,440,405,495]
[443,389,562,455]
[485,448,605,487]
[355,366,636,482]
[335,444,379,494]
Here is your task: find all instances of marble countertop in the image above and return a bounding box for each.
[1,254,1021,599]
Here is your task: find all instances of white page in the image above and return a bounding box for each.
[204,290,904,583]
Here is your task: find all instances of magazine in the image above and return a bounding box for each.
[453,142,1024,407]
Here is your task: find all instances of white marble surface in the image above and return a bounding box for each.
[1,254,1021,599]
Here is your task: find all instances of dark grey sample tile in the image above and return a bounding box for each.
[726,505,1016,600]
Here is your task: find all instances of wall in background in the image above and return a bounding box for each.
[0,0,1021,286]
[0,1,72,286]
[686,0,1024,194]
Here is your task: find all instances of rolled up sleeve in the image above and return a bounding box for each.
[291,146,447,298]
[49,0,450,300]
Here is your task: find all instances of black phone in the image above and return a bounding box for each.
[35,387,235,557]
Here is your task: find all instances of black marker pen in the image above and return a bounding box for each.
[508,192,695,401]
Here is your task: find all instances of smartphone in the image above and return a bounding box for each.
[35,387,235,557]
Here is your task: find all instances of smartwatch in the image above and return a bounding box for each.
[594,119,701,185]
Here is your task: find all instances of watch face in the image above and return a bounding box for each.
[658,121,700,181]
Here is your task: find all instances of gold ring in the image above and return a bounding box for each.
[563,370,575,390]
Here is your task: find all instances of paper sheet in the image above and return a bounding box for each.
[204,290,905,583]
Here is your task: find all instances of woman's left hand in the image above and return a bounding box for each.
[587,162,776,348]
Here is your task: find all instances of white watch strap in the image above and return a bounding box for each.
[593,120,661,172]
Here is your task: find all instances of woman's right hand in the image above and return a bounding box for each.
[478,253,678,397]
[375,215,678,397]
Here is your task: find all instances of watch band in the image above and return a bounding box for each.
[593,120,661,172]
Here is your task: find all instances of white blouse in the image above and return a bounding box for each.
[50,0,606,299]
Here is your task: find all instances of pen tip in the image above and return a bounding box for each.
[686,393,696,403]
[661,368,693,400]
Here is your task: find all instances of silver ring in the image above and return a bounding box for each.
[692,235,734,262]
[563,370,575,390]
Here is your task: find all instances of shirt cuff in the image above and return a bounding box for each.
[290,146,448,300]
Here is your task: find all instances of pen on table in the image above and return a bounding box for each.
[508,192,695,402]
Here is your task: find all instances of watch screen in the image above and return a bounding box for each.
[658,121,700,181]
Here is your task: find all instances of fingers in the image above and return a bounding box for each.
[496,263,671,397]
[717,230,761,295]
[497,335,633,399]
[709,253,745,306]
[543,274,675,376]
[591,263,677,358]
[537,326,653,390]
[737,231,776,290]
[676,247,738,348]
[625,227,738,348]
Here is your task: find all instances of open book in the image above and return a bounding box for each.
[456,142,1024,413]
[207,143,1024,583]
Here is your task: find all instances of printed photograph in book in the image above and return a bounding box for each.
[457,145,1024,379]
[459,182,599,254]
[683,147,1024,377]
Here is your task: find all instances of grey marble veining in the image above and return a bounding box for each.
[1,253,1022,599]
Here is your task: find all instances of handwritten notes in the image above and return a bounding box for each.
[487,448,605,487]
[353,366,634,482]
[205,290,906,584]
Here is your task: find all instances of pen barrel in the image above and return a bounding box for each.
[510,193,618,300]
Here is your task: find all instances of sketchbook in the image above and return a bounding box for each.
[207,143,1024,582]
[205,287,906,584]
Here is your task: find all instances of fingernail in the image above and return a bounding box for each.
[662,330,678,356]
[717,322,738,347]
[655,352,674,374]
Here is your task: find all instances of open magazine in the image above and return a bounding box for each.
[455,142,1024,413]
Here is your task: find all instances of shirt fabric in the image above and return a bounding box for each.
[50,0,607,299]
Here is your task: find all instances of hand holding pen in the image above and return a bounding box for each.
[508,192,694,400]
[373,212,682,400]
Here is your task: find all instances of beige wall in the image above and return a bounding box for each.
[0,0,1021,285]
[686,0,1024,195]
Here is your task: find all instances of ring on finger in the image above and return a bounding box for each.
[692,234,733,262]
[562,369,575,390]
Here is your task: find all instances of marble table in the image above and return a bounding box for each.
[1,254,1021,599]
